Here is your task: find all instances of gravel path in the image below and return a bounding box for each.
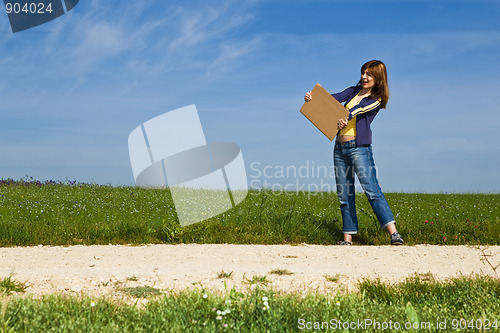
[1,244,498,300]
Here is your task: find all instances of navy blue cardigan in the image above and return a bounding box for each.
[331,85,382,146]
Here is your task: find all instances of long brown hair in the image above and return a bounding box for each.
[358,60,389,109]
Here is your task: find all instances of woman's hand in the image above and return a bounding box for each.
[304,91,312,102]
[338,118,348,130]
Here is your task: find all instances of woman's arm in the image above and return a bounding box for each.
[304,86,356,103]
[331,86,356,103]
[347,98,381,120]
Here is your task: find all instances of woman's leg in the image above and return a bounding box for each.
[334,143,358,240]
[350,146,396,230]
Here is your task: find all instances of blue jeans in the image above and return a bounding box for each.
[333,140,395,234]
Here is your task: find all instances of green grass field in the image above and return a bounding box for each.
[0,178,499,332]
[1,276,499,332]
[0,178,498,246]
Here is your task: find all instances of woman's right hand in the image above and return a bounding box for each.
[304,91,312,102]
[338,118,348,130]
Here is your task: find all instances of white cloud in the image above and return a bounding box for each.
[203,37,262,80]
[1,0,499,190]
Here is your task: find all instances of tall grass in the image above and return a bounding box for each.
[1,275,499,332]
[0,178,498,246]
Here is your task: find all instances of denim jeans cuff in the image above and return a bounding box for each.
[343,231,358,235]
[380,220,396,229]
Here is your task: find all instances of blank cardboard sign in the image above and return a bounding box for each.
[300,83,349,141]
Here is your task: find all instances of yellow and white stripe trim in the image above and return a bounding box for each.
[349,100,381,118]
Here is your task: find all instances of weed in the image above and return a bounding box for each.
[216,270,234,279]
[124,286,161,298]
[269,269,293,275]
[480,247,500,283]
[417,272,435,283]
[244,274,269,285]
[324,274,341,283]
[0,276,28,295]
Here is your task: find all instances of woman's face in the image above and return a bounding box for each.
[361,70,375,90]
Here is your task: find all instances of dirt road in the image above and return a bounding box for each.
[1,244,498,300]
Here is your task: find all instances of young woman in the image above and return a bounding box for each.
[304,60,403,245]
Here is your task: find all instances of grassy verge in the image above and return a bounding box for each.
[1,275,499,332]
[0,178,498,246]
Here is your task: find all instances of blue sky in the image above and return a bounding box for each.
[0,0,499,193]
